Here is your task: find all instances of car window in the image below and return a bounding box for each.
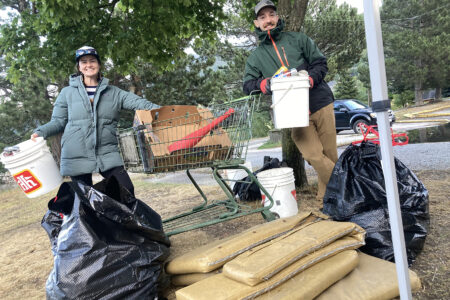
[344,100,367,110]
[334,103,345,111]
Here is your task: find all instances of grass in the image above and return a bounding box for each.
[0,186,52,236]
[0,167,448,299]
[0,186,57,300]
[257,140,282,149]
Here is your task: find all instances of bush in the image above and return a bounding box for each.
[251,110,273,138]
[393,90,415,108]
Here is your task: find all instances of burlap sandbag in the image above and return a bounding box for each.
[176,241,363,300]
[166,212,326,274]
[316,252,421,300]
[223,220,365,286]
[171,269,222,286]
[254,250,359,300]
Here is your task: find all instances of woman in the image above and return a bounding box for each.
[31,46,158,195]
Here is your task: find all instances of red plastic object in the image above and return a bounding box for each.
[168,108,235,153]
[352,123,409,146]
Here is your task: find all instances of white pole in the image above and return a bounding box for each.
[363,1,412,299]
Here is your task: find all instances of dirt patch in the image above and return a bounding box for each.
[395,100,450,121]
[0,169,447,299]
[0,223,52,300]
[407,170,450,299]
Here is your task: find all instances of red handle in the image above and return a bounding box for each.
[168,108,235,153]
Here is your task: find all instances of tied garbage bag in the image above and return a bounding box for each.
[41,176,171,299]
[232,157,281,201]
[323,142,429,265]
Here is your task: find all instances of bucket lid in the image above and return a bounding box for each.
[257,167,293,179]
[1,137,46,163]
[271,72,309,84]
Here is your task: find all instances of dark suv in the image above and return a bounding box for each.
[334,99,395,133]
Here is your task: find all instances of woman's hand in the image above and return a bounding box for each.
[31,133,39,141]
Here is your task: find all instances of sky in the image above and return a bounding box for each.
[337,0,364,13]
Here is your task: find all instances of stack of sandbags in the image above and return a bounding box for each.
[168,212,323,286]
[166,212,367,299]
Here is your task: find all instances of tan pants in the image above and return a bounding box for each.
[291,103,338,201]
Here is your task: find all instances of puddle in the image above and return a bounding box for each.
[403,123,450,144]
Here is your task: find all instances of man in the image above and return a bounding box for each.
[243,0,338,201]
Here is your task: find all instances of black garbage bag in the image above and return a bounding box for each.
[233,157,281,201]
[323,142,429,265]
[41,175,171,300]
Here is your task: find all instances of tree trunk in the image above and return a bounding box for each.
[277,0,310,188]
[281,129,308,188]
[367,88,372,106]
[278,0,309,32]
[435,87,442,100]
[48,133,62,169]
[414,80,424,105]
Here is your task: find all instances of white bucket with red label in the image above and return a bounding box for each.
[257,167,298,218]
[1,137,63,198]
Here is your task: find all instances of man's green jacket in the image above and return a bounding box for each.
[243,20,334,114]
[34,75,158,176]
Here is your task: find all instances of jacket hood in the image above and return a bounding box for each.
[69,74,109,88]
[256,19,285,43]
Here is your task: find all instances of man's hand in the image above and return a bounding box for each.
[31,133,39,141]
[309,76,314,89]
[260,78,272,95]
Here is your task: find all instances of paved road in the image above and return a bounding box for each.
[145,127,450,186]
[246,137,450,171]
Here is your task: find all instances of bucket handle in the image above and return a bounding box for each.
[262,183,279,205]
[270,84,294,109]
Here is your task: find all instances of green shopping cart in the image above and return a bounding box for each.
[117,95,276,236]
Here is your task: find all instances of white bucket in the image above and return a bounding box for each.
[257,167,298,218]
[1,137,63,198]
[224,161,252,190]
[271,72,310,129]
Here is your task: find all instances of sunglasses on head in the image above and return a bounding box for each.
[76,49,98,57]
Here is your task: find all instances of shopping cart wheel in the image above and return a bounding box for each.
[261,210,277,222]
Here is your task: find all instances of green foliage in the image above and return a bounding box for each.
[334,71,358,99]
[0,0,227,83]
[303,0,365,78]
[134,39,248,107]
[355,79,369,104]
[0,58,56,151]
[381,0,450,103]
[355,50,370,89]
[393,90,415,108]
[0,0,228,148]
[251,110,273,138]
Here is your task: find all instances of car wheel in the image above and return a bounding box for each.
[352,119,369,134]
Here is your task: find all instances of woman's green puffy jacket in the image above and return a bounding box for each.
[34,75,158,176]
